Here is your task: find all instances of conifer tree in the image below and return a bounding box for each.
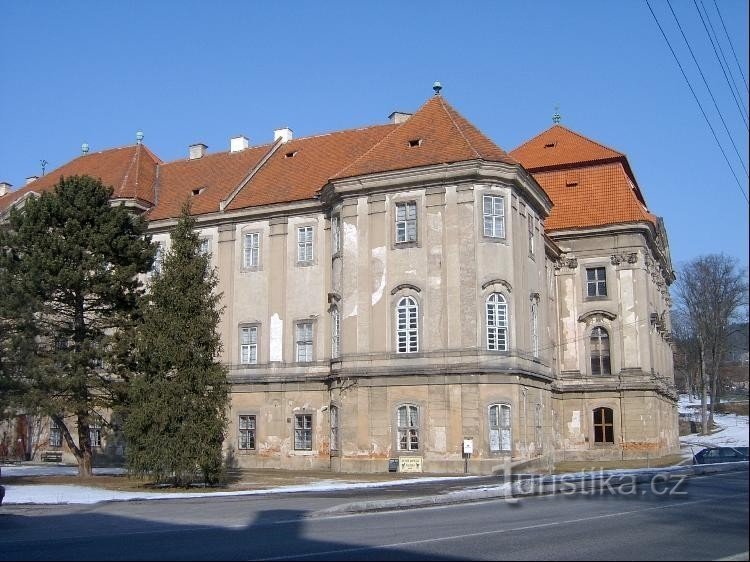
[124,203,229,487]
[0,175,154,476]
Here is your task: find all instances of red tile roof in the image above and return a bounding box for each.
[334,96,515,179]
[510,124,623,172]
[533,161,656,232]
[149,144,272,221]
[225,124,396,212]
[0,144,161,213]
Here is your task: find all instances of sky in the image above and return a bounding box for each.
[1,1,748,272]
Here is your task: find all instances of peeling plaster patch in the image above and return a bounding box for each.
[432,427,446,451]
[344,222,358,252]
[270,313,283,362]
[405,269,417,275]
[562,277,577,364]
[429,276,441,290]
[568,410,581,435]
[371,246,386,306]
[346,304,358,319]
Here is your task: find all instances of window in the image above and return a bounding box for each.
[331,307,340,359]
[486,293,508,351]
[396,296,418,353]
[489,404,512,452]
[397,405,419,451]
[243,232,260,268]
[530,301,539,358]
[483,195,505,238]
[534,403,543,451]
[331,215,341,255]
[330,405,340,453]
[528,215,535,257]
[296,321,313,362]
[240,325,258,365]
[199,238,210,256]
[395,201,417,243]
[593,407,614,444]
[586,267,607,297]
[294,414,312,450]
[590,327,611,375]
[152,242,164,274]
[50,422,62,448]
[238,415,256,450]
[89,427,101,448]
[297,226,314,263]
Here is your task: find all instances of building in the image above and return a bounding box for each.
[0,90,679,472]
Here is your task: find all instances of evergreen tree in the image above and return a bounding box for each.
[124,203,229,487]
[0,175,154,476]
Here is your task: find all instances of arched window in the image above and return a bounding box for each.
[590,327,611,375]
[396,296,418,353]
[486,293,508,351]
[530,301,539,358]
[331,307,340,359]
[593,407,614,443]
[488,403,512,452]
[397,405,419,450]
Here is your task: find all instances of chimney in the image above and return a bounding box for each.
[230,135,249,153]
[189,143,208,160]
[273,127,293,144]
[0,181,11,197]
[26,176,39,185]
[388,111,412,124]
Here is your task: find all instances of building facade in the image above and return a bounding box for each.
[0,92,679,472]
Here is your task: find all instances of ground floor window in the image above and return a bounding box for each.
[89,427,101,448]
[593,407,614,444]
[397,405,419,451]
[330,405,340,453]
[238,415,256,450]
[294,414,313,450]
[489,404,512,452]
[49,422,62,448]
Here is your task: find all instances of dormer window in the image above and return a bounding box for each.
[408,138,422,148]
[285,150,298,158]
[544,142,555,148]
[192,187,205,196]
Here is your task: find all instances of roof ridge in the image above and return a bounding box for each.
[438,97,481,159]
[115,145,140,194]
[553,124,624,157]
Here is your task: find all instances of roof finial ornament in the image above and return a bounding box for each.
[136,130,144,144]
[81,142,90,155]
[552,105,561,124]
[40,159,48,176]
[432,80,442,96]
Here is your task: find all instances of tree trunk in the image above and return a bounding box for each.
[700,344,709,435]
[77,413,93,478]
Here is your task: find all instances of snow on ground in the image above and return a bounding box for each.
[678,394,749,449]
[0,472,476,505]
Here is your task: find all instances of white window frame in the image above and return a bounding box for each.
[396,296,419,353]
[294,413,313,451]
[590,326,612,375]
[395,201,417,243]
[486,293,508,351]
[239,325,258,365]
[528,214,535,257]
[199,237,210,256]
[243,232,260,268]
[238,414,256,450]
[296,321,314,363]
[297,226,314,264]
[397,404,419,451]
[331,307,340,359]
[152,242,164,274]
[586,267,607,297]
[89,426,101,448]
[489,403,512,452]
[49,422,63,448]
[483,195,505,239]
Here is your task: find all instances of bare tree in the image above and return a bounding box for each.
[675,254,748,434]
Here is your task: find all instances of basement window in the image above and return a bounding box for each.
[408,138,422,148]
[285,150,298,158]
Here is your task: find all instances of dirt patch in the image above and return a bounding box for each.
[714,401,749,416]
[553,454,685,473]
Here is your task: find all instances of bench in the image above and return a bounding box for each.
[41,451,62,463]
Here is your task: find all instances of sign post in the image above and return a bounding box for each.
[462,438,473,474]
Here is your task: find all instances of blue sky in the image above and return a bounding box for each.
[1,1,748,271]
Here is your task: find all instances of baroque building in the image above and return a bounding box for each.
[0,90,678,472]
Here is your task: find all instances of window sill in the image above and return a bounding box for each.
[584,295,609,302]
[394,241,419,249]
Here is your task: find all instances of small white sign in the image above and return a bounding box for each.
[398,456,423,473]
[463,438,474,455]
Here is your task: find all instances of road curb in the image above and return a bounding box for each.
[313,462,749,516]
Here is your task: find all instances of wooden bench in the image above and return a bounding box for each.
[41,451,62,463]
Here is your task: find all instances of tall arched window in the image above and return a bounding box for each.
[397,405,419,450]
[488,404,512,452]
[486,293,508,351]
[530,301,539,358]
[396,296,418,353]
[590,327,611,375]
[331,306,340,359]
[593,407,614,443]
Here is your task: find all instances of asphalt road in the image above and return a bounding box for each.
[0,471,747,560]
